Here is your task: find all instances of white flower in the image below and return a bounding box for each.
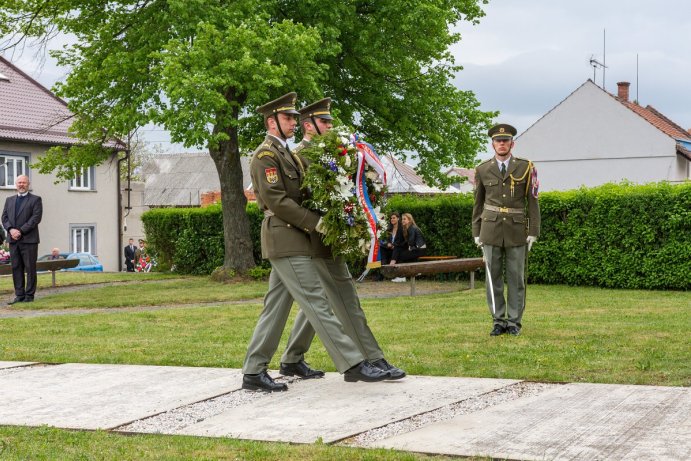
[365,170,378,181]
[344,154,352,168]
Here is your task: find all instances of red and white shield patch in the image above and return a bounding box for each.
[265,167,278,184]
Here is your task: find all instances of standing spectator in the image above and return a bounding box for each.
[124,238,136,272]
[2,175,43,304]
[472,123,540,336]
[390,213,427,264]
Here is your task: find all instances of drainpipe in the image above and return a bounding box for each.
[117,147,131,272]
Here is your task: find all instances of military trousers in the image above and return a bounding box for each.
[281,257,384,364]
[242,256,364,375]
[483,244,527,328]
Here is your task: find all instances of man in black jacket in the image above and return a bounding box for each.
[124,238,137,272]
[2,175,43,303]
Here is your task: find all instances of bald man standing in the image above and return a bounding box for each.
[2,175,43,304]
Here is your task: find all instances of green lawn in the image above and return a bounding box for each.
[1,280,689,386]
[0,277,688,460]
[0,426,456,461]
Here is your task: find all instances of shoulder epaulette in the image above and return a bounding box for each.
[257,150,275,159]
[513,156,531,163]
[477,158,493,168]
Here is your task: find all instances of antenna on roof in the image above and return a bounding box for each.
[636,53,639,104]
[589,55,607,87]
[603,29,606,90]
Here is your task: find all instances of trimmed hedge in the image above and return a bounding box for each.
[141,203,265,274]
[142,182,690,290]
[386,182,691,290]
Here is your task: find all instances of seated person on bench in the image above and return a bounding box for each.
[390,213,427,264]
[380,212,404,266]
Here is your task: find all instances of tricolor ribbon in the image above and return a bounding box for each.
[352,136,387,269]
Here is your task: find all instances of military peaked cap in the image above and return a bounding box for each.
[256,92,300,117]
[488,123,517,140]
[299,98,333,121]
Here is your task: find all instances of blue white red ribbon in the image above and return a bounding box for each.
[353,137,387,268]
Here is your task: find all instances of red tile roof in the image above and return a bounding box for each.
[619,100,691,141]
[0,55,75,145]
[446,166,476,186]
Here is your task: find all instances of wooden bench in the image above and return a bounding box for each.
[0,259,80,287]
[380,257,484,296]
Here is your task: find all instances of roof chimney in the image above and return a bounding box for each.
[617,81,630,102]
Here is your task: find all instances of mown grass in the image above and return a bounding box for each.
[0,426,460,461]
[0,271,177,294]
[1,281,689,386]
[2,276,267,309]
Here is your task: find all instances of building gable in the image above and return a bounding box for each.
[515,80,674,163]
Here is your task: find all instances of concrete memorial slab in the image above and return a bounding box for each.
[179,373,518,443]
[372,382,691,461]
[0,361,36,369]
[0,363,242,429]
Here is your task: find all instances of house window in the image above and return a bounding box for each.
[0,153,28,188]
[69,166,95,190]
[71,225,96,254]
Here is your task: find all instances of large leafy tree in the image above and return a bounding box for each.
[1,0,494,272]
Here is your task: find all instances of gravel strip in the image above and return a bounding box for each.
[116,375,300,434]
[341,381,560,447]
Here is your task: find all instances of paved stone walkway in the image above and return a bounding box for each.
[0,361,688,460]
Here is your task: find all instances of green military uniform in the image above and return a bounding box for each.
[472,123,540,332]
[280,130,386,366]
[242,93,365,375]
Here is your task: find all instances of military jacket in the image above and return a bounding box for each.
[250,135,320,259]
[472,155,540,247]
[293,139,334,259]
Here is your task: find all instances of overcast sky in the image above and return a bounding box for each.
[3,0,690,157]
[453,0,691,142]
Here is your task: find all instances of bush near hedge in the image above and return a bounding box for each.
[141,203,265,275]
[142,182,690,290]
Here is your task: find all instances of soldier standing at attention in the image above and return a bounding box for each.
[472,124,540,336]
[278,98,405,380]
[242,93,389,392]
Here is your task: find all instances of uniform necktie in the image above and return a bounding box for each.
[500,162,506,177]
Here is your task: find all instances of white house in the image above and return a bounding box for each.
[0,56,122,270]
[514,79,691,191]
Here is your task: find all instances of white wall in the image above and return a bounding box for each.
[514,81,682,191]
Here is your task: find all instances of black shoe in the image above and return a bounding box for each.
[242,371,288,392]
[490,324,506,336]
[24,296,34,302]
[279,360,325,379]
[371,358,406,380]
[8,297,25,305]
[344,361,390,382]
[507,326,521,336]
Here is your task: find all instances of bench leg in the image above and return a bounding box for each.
[410,275,416,296]
[469,271,475,290]
[51,270,57,288]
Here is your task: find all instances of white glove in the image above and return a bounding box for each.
[526,235,537,251]
[474,236,482,247]
[316,218,327,235]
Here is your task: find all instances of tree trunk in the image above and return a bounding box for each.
[209,105,256,273]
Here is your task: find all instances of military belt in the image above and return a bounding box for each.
[484,204,524,214]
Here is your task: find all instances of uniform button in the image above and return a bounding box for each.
[503,194,506,197]
[286,224,291,228]
[503,218,506,221]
